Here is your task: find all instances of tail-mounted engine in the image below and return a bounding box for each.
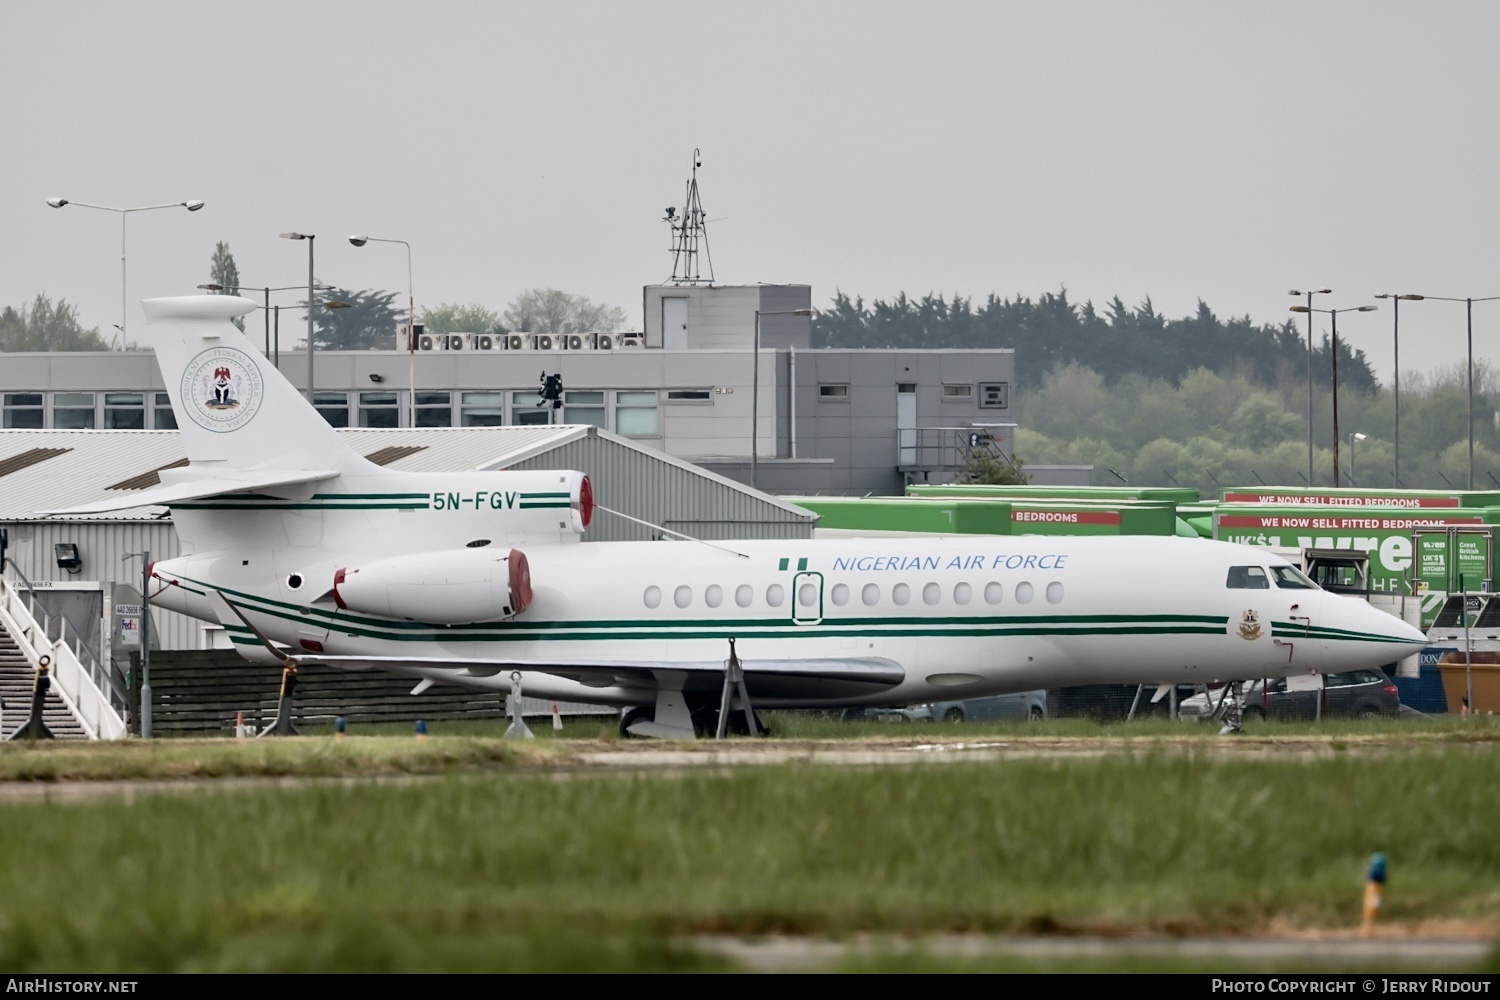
[333,547,532,624]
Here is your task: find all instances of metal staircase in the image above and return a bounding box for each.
[0,565,128,740]
[0,626,86,739]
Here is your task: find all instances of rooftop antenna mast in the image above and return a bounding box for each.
[664,148,714,285]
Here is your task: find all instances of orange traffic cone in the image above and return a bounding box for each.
[235,711,248,739]
[551,702,563,731]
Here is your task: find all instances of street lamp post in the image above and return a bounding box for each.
[1350,432,1367,483]
[1290,303,1378,488]
[349,235,415,426]
[279,233,317,403]
[1290,289,1332,485]
[1374,294,1425,485]
[46,197,205,345]
[197,282,330,363]
[751,308,814,490]
[1409,295,1500,490]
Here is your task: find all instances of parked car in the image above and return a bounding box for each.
[843,689,1047,723]
[1179,669,1401,722]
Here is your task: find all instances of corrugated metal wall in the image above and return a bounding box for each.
[509,438,815,541]
[3,520,204,650]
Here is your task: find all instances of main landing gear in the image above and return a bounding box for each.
[620,638,767,740]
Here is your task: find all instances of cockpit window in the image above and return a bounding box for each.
[1271,565,1318,590]
[1226,565,1271,589]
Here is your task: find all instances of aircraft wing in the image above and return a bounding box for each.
[301,653,906,701]
[34,469,341,515]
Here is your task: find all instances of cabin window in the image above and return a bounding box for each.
[3,393,44,429]
[1015,582,1034,604]
[52,392,96,429]
[615,391,659,437]
[1046,582,1064,604]
[953,582,972,605]
[984,582,1003,605]
[153,392,177,429]
[830,583,850,606]
[415,391,453,428]
[1226,566,1271,589]
[766,584,785,608]
[315,391,350,428]
[735,585,753,608]
[705,585,723,608]
[923,582,941,606]
[358,391,400,428]
[103,392,145,429]
[862,583,880,606]
[1272,566,1317,589]
[892,583,910,606]
[674,585,692,609]
[643,586,662,609]
[798,583,818,607]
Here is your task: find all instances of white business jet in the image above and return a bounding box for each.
[41,297,1426,738]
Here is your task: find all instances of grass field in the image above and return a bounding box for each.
[0,719,1497,972]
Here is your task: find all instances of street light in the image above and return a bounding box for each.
[350,235,415,425]
[197,281,331,364]
[751,308,814,490]
[1290,303,1378,487]
[1349,432,1367,483]
[1374,294,1425,485]
[1408,295,1500,489]
[46,197,205,345]
[1290,289,1332,486]
[280,233,317,402]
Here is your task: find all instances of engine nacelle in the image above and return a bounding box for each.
[333,547,532,623]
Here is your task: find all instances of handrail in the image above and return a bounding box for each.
[0,560,128,740]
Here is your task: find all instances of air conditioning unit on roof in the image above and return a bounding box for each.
[504,333,531,350]
[561,333,587,351]
[470,333,496,351]
[533,333,556,351]
[617,333,645,349]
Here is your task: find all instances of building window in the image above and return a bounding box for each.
[3,393,43,429]
[615,391,658,436]
[979,383,1009,409]
[52,392,95,429]
[153,392,177,429]
[509,391,550,426]
[942,384,973,400]
[460,391,504,427]
[415,391,452,428]
[315,391,349,428]
[358,391,399,428]
[103,392,145,429]
[665,389,713,402]
[819,384,849,399]
[563,390,605,429]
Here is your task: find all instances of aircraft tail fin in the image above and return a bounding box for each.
[142,295,373,474]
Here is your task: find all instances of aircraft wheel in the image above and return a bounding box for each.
[943,708,965,723]
[620,706,653,738]
[1029,705,1045,722]
[1242,705,1266,722]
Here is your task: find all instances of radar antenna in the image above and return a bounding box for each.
[663,149,715,285]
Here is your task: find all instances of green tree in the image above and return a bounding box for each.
[0,294,108,351]
[420,302,502,336]
[303,288,404,350]
[956,449,1027,485]
[501,289,626,333]
[208,241,244,331]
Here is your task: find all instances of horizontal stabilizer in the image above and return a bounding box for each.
[35,469,340,515]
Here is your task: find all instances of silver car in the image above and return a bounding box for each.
[848,689,1048,723]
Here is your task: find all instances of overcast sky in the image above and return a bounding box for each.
[4,0,1497,383]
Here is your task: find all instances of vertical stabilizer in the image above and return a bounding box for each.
[142,295,371,473]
